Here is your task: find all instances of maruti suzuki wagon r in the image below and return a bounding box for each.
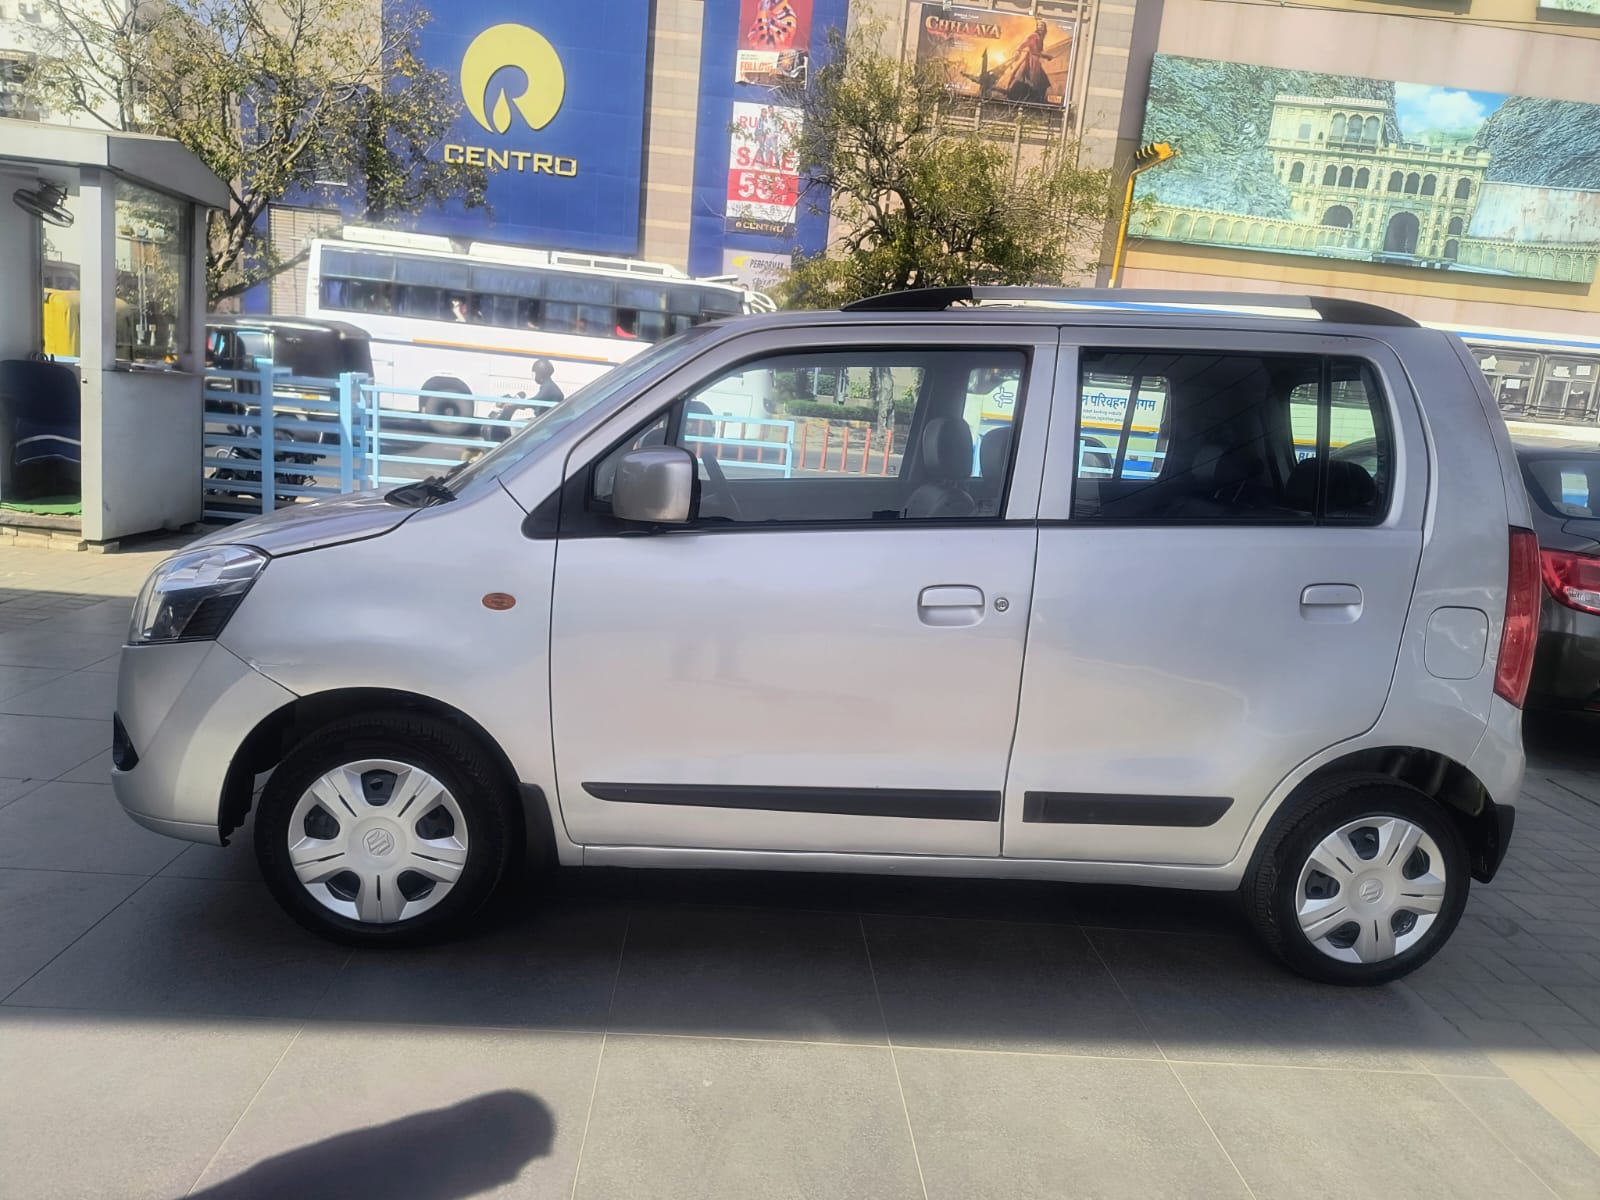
[113,288,1533,985]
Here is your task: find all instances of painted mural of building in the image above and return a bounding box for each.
[1111,0,1600,338]
[1134,85,1600,287]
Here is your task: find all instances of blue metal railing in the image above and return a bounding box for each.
[202,366,797,519]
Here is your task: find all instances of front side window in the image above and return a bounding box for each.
[1072,351,1391,524]
[585,347,1028,527]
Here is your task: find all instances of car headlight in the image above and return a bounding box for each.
[128,545,267,645]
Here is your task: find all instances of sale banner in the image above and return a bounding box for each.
[725,101,803,238]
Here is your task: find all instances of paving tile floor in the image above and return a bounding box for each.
[1,538,1598,1198]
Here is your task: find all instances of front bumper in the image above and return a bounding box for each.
[111,641,296,845]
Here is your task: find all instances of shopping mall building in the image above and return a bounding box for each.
[8,0,1595,336]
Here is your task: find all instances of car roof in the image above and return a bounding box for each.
[206,314,369,340]
[713,288,1433,342]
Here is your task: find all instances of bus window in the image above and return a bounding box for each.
[544,302,612,335]
[546,274,614,306]
[617,282,670,312]
[1534,356,1600,424]
[1473,348,1541,415]
[636,311,671,342]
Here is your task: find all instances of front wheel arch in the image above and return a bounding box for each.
[220,687,547,866]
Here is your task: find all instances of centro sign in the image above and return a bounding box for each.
[413,3,647,252]
[444,23,579,177]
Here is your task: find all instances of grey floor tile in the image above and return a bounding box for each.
[81,652,123,674]
[0,713,110,780]
[313,902,629,1030]
[0,868,145,996]
[0,627,124,670]
[608,906,885,1043]
[897,1048,1247,1199]
[1439,1076,1600,1199]
[7,876,349,1018]
[189,1025,600,1199]
[0,1007,298,1200]
[0,665,66,702]
[59,747,112,783]
[0,776,43,811]
[574,1035,923,1200]
[159,832,261,881]
[0,669,115,719]
[1089,927,1500,1073]
[864,915,1158,1057]
[0,781,186,875]
[1175,1062,1554,1199]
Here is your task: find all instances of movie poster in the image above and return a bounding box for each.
[1132,54,1600,284]
[914,3,1077,108]
[735,0,812,87]
[725,101,802,238]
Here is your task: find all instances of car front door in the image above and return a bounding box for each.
[547,325,1054,857]
[1003,331,1427,868]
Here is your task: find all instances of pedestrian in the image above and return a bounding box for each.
[531,358,564,407]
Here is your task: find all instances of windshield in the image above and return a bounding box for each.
[445,326,716,494]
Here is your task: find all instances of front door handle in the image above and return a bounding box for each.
[1300,583,1363,623]
[918,585,985,627]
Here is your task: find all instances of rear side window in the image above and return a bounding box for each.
[1072,352,1391,525]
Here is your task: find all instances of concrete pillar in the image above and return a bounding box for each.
[0,170,42,361]
[78,167,115,543]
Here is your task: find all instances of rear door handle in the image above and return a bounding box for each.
[918,585,985,627]
[1300,583,1363,622]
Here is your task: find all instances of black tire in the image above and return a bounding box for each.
[421,381,473,439]
[1245,773,1470,986]
[255,712,516,947]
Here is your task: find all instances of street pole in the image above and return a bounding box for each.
[1110,142,1177,288]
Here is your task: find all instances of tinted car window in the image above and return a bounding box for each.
[1072,352,1390,524]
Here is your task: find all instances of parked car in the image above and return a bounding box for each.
[205,314,374,387]
[114,288,1534,985]
[1516,442,1600,710]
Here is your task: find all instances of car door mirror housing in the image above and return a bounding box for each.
[611,445,696,524]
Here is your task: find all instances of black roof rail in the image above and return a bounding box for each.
[840,287,1420,327]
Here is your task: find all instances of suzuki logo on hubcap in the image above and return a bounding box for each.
[1358,877,1385,904]
[364,828,396,857]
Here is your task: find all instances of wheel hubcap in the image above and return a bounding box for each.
[286,759,469,925]
[1294,816,1447,964]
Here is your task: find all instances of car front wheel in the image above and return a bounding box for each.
[1246,774,1469,985]
[255,713,515,946]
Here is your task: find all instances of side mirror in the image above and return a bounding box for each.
[612,445,695,525]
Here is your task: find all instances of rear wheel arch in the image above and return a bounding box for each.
[220,687,549,865]
[1252,746,1508,884]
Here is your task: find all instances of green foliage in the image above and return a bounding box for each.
[782,397,914,426]
[783,401,881,424]
[772,25,1113,310]
[30,0,487,304]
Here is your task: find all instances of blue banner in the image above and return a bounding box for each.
[689,0,848,284]
[413,0,649,254]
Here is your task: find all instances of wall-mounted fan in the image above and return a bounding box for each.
[12,180,74,228]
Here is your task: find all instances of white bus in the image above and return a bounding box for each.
[303,226,775,433]
[1445,326,1600,448]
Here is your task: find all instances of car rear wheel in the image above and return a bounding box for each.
[255,713,515,946]
[1245,774,1469,985]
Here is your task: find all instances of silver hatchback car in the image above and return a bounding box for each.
[114,288,1536,985]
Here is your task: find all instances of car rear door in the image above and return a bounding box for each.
[1002,329,1427,867]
